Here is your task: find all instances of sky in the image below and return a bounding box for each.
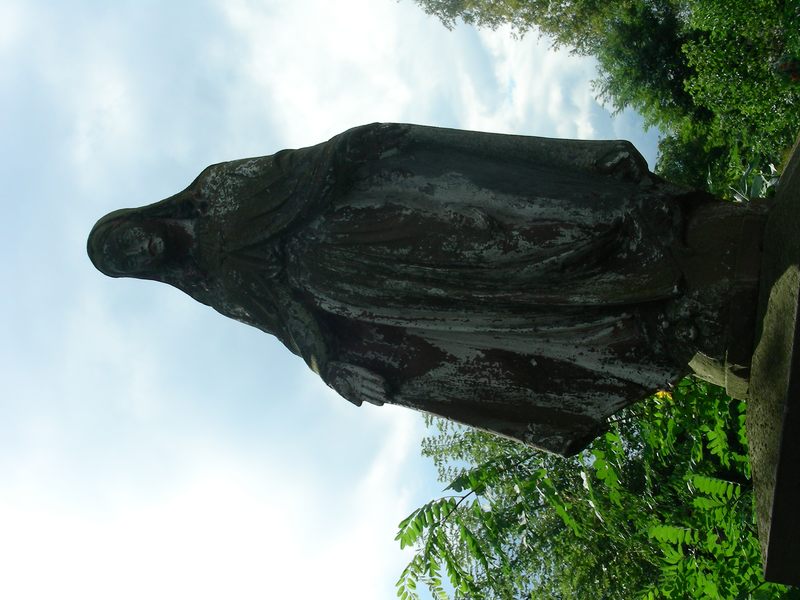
[0,1,661,598]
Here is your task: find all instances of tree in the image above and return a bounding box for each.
[396,379,799,599]
[410,0,639,53]
[678,0,800,186]
[591,0,710,128]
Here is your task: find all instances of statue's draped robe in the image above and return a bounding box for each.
[95,124,700,455]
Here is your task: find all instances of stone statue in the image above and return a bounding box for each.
[87,123,764,455]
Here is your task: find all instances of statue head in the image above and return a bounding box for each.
[87,154,284,289]
[87,210,194,281]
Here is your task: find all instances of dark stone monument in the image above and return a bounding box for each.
[86,123,765,456]
[746,133,800,587]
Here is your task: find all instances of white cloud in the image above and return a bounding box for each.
[60,287,167,422]
[11,6,147,193]
[0,0,26,56]
[0,458,312,600]
[302,406,424,596]
[569,84,598,139]
[0,409,426,600]
[1,273,429,599]
[67,62,142,177]
[470,25,603,139]
[216,0,417,147]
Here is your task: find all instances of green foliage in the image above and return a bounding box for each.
[408,0,618,52]
[674,0,800,194]
[397,381,797,599]
[728,160,780,202]
[593,0,799,196]
[593,0,706,127]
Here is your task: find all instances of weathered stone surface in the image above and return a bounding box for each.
[748,133,800,586]
[88,123,763,455]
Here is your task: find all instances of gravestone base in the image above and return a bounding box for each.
[748,133,800,587]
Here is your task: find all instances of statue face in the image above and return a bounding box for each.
[100,221,167,275]
[88,216,183,278]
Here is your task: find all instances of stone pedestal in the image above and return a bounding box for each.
[748,134,800,586]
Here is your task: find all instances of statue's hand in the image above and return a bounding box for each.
[325,361,389,407]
